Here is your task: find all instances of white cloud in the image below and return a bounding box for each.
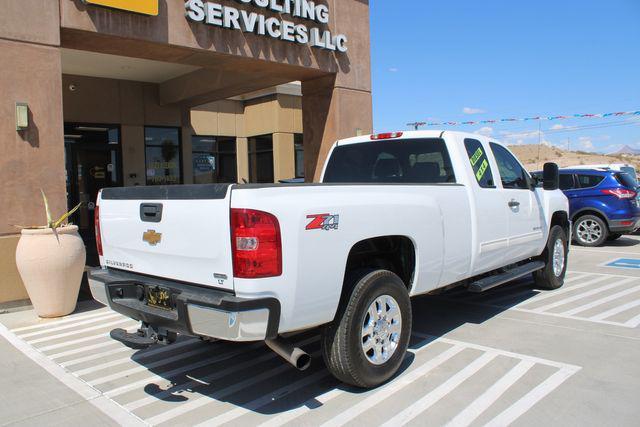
[388,67,399,73]
[475,126,494,137]
[550,124,564,130]
[578,137,594,151]
[463,107,486,115]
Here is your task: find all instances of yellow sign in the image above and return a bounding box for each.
[83,0,158,16]
[143,230,162,246]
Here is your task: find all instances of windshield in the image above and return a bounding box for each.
[323,138,456,184]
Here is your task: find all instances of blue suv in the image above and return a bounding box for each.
[534,169,640,246]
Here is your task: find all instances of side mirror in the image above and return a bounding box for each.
[543,162,560,191]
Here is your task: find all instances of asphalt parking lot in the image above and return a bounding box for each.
[1,236,639,427]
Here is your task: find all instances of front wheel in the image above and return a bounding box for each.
[322,269,412,388]
[534,225,568,290]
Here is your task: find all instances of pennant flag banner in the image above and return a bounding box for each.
[407,110,640,129]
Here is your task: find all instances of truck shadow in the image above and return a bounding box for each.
[126,282,540,418]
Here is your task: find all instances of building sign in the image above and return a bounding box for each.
[82,0,159,16]
[185,0,348,52]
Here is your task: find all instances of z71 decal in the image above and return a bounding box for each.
[306,214,340,231]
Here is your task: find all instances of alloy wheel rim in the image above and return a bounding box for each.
[577,219,602,244]
[361,294,402,365]
[552,238,565,277]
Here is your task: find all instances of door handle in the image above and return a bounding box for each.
[508,199,520,208]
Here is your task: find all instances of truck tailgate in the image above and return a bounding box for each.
[98,185,234,291]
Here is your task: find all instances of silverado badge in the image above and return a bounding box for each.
[143,230,162,246]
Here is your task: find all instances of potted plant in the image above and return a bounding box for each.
[15,191,85,318]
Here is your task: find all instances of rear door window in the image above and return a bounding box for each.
[323,138,456,184]
[559,174,576,190]
[576,174,605,188]
[464,139,495,188]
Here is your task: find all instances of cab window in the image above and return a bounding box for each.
[489,143,530,189]
[464,139,495,188]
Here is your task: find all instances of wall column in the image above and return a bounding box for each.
[302,76,373,182]
[236,137,249,183]
[273,133,295,182]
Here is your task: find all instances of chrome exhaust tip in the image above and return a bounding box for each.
[265,337,311,371]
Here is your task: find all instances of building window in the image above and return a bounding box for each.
[145,127,182,185]
[248,134,274,183]
[294,133,304,178]
[192,136,238,184]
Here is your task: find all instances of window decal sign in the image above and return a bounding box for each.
[82,0,159,16]
[468,146,489,182]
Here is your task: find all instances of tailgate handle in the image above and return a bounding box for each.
[140,203,163,223]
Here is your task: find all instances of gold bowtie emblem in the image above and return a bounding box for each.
[143,230,162,246]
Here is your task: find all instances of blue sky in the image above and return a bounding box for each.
[370,0,640,153]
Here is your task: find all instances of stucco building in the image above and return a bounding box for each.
[0,0,372,304]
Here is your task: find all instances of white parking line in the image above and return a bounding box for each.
[194,370,331,427]
[9,309,111,333]
[589,299,640,321]
[16,313,121,338]
[445,360,535,427]
[319,345,466,427]
[0,322,145,426]
[38,328,134,352]
[380,352,498,427]
[76,342,213,377]
[61,338,197,368]
[560,285,640,316]
[105,341,267,398]
[124,336,318,410]
[444,271,640,328]
[145,350,322,426]
[526,278,636,313]
[484,367,579,427]
[26,318,132,345]
[49,340,120,360]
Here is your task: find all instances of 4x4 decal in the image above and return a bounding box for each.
[306,214,340,231]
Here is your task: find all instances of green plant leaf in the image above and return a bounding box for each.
[52,203,82,229]
[41,189,53,228]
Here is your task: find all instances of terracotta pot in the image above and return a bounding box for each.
[15,225,86,318]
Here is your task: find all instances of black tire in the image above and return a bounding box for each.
[534,225,568,290]
[607,233,623,241]
[322,269,412,388]
[573,214,609,247]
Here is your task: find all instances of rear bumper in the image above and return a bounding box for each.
[88,268,280,342]
[609,217,640,233]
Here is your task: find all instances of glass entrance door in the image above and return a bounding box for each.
[64,124,122,266]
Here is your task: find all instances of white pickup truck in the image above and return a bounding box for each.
[89,130,569,388]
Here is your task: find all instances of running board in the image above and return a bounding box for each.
[468,261,545,293]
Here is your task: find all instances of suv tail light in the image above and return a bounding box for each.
[601,188,637,199]
[231,209,282,278]
[94,204,103,257]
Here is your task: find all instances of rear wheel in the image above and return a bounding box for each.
[322,269,411,388]
[573,215,608,247]
[534,225,568,290]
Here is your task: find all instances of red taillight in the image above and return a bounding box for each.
[601,188,637,199]
[231,209,282,279]
[370,132,403,140]
[94,204,103,257]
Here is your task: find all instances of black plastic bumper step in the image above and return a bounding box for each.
[110,328,157,349]
[468,261,545,293]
